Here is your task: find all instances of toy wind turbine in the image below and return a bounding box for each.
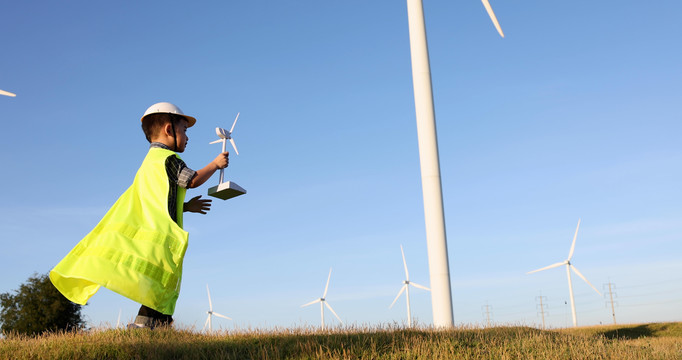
[203,284,232,332]
[526,219,601,327]
[208,112,246,200]
[390,245,430,328]
[0,89,16,97]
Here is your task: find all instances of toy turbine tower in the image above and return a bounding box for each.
[208,113,246,200]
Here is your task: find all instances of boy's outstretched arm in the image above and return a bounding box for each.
[188,152,229,188]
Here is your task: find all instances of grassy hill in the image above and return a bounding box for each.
[1,322,681,359]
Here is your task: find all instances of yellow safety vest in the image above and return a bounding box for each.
[50,147,188,315]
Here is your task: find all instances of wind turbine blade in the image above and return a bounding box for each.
[390,285,407,309]
[206,284,213,311]
[230,113,240,133]
[323,268,332,298]
[481,0,505,38]
[568,219,581,260]
[209,139,222,144]
[213,312,232,320]
[301,299,321,308]
[527,261,567,274]
[324,302,343,324]
[229,138,239,156]
[203,315,210,331]
[400,245,410,280]
[571,265,601,296]
[0,89,16,97]
[409,282,431,291]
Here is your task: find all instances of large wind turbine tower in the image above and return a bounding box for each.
[405,0,504,328]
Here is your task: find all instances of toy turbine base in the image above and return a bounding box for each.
[208,181,246,200]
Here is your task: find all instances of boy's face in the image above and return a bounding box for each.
[174,119,190,153]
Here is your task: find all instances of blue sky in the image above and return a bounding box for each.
[1,1,680,330]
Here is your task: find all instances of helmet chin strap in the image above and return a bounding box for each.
[170,116,178,152]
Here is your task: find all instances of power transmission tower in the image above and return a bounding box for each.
[482,304,493,327]
[535,296,548,329]
[603,282,618,325]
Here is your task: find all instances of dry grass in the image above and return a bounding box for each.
[1,322,681,359]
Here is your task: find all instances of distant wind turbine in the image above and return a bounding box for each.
[527,219,601,327]
[405,0,505,328]
[301,268,342,329]
[0,89,16,97]
[390,245,431,328]
[203,284,232,332]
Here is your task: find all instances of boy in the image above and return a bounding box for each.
[50,102,228,328]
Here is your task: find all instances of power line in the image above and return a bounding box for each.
[578,307,611,315]
[493,303,531,312]
[617,288,682,299]
[616,277,682,290]
[619,298,682,308]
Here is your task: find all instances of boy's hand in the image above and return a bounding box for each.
[213,152,229,169]
[184,195,212,214]
[188,152,230,189]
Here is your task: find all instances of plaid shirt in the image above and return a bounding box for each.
[150,142,197,223]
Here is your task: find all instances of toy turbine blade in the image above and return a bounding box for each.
[481,0,505,38]
[0,89,16,97]
[390,285,406,309]
[229,138,239,155]
[324,302,343,323]
[230,113,240,133]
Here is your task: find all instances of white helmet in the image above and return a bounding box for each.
[141,102,196,127]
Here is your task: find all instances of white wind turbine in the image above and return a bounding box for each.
[527,219,601,327]
[390,245,431,328]
[0,89,16,97]
[202,284,232,332]
[405,0,505,328]
[301,268,343,329]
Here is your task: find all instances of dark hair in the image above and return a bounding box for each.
[141,113,185,143]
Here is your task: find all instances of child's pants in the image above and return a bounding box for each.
[134,305,173,328]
